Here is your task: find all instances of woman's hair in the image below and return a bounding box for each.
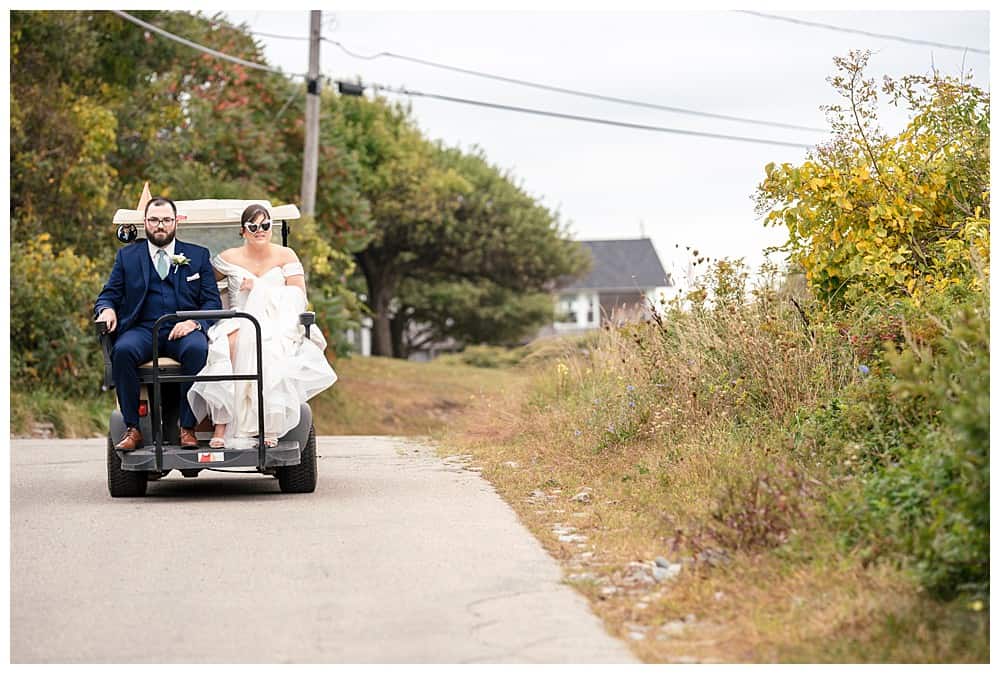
[240,203,270,237]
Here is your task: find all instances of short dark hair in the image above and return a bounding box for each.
[145,197,177,218]
[240,203,270,230]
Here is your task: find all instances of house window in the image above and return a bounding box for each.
[558,296,577,324]
[586,295,595,324]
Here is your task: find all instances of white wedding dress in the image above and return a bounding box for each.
[188,256,337,447]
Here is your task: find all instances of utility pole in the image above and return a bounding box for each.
[301,10,321,217]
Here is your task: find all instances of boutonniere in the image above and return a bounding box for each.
[171,253,191,272]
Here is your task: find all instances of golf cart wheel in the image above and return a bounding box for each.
[277,424,317,494]
[107,435,147,497]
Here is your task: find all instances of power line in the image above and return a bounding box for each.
[737,11,989,55]
[324,38,827,134]
[251,29,309,41]
[111,10,307,78]
[365,82,815,149]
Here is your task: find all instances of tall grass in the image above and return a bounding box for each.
[520,260,987,593]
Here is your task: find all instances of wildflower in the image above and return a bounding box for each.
[574,429,582,437]
[625,384,636,392]
[593,398,600,405]
[858,364,870,375]
[628,401,636,408]
[606,425,615,434]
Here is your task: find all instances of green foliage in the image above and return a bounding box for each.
[811,291,989,598]
[756,51,989,304]
[10,235,105,394]
[292,216,366,356]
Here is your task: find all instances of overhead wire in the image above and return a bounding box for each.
[737,10,989,55]
[323,38,827,134]
[366,82,815,149]
[250,29,309,41]
[248,30,826,133]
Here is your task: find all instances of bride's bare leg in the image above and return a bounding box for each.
[209,329,240,448]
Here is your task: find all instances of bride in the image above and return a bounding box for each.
[188,203,337,449]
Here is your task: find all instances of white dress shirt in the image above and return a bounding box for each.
[147,238,176,266]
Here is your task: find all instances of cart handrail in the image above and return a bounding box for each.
[175,309,239,321]
[150,311,266,470]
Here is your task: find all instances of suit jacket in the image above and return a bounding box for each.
[94,239,222,336]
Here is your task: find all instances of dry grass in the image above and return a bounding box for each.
[311,354,523,436]
[438,370,988,663]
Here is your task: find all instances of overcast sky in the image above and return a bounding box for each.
[222,9,989,286]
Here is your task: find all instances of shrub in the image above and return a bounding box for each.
[11,235,105,394]
[709,463,818,552]
[811,291,989,598]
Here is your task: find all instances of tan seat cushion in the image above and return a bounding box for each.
[139,357,181,368]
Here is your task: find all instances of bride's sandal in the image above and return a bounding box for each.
[210,423,227,450]
[264,436,279,448]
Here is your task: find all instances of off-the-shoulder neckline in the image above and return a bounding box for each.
[213,255,303,278]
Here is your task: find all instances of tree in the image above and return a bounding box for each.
[755,50,989,305]
[326,94,589,357]
[394,278,556,357]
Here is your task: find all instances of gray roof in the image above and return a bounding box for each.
[561,238,670,291]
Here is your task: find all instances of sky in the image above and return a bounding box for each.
[220,9,989,288]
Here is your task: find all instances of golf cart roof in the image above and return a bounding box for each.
[113,199,301,225]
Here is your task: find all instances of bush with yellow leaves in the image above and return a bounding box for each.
[756,50,989,305]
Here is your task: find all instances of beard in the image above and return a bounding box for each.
[146,226,176,248]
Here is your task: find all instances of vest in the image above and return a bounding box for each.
[139,256,180,331]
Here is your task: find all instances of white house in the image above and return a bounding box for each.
[547,238,673,334]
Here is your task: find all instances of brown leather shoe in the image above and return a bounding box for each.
[114,427,144,452]
[179,427,199,449]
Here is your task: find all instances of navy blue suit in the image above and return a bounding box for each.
[95,240,222,428]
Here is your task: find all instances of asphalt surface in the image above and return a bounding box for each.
[10,437,636,663]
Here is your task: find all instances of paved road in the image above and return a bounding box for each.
[10,437,635,663]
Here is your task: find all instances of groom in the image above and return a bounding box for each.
[95,197,222,451]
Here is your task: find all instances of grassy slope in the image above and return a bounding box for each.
[310,355,522,435]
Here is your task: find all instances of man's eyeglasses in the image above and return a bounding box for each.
[243,220,273,233]
[146,217,176,228]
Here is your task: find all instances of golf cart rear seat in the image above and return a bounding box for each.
[97,330,184,391]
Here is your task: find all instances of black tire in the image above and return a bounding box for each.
[107,435,148,497]
[278,425,317,494]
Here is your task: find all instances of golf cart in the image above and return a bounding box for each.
[98,199,318,497]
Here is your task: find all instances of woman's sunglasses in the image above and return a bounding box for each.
[243,220,273,233]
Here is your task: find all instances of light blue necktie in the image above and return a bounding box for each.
[155,249,169,280]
